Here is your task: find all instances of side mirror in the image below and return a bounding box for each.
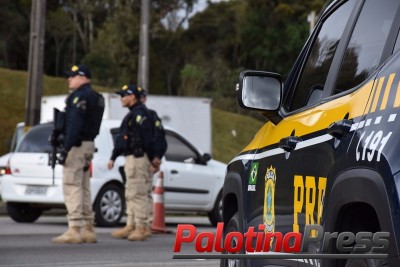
[236,70,283,124]
[200,153,211,164]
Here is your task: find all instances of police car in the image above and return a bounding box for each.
[222,0,400,266]
[1,120,226,227]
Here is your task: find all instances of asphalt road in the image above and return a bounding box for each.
[0,214,220,267]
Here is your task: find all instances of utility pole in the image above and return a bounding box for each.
[138,0,150,92]
[25,0,46,126]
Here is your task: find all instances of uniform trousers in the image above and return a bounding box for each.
[62,141,95,227]
[124,154,151,227]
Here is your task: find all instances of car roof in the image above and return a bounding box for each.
[100,119,179,133]
[20,119,178,133]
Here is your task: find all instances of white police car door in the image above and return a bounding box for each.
[160,132,217,210]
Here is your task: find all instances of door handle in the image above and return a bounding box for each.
[279,136,302,152]
[171,170,178,174]
[38,155,46,165]
[327,119,352,139]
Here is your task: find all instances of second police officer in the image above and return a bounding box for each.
[107,84,154,241]
[139,89,168,232]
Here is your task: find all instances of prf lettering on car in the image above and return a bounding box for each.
[220,0,400,266]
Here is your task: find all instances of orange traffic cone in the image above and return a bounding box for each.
[151,171,170,233]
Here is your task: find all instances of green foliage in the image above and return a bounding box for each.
[46,9,75,76]
[240,0,314,76]
[0,0,31,70]
[83,51,119,87]
[0,68,27,153]
[179,63,205,96]
[149,28,184,95]
[86,4,141,87]
[212,108,264,163]
[178,1,246,110]
[0,67,111,155]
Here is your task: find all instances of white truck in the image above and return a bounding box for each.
[40,93,213,154]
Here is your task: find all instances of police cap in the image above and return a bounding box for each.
[65,64,91,79]
[115,84,144,98]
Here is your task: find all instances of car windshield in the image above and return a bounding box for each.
[16,124,52,153]
[10,124,26,152]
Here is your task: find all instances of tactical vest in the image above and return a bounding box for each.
[148,109,167,159]
[87,90,105,139]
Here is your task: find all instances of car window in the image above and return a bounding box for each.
[10,124,25,152]
[392,28,400,55]
[165,133,198,163]
[287,0,356,111]
[334,0,400,94]
[17,124,52,153]
[110,128,199,163]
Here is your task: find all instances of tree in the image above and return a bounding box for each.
[150,28,184,95]
[0,0,327,114]
[0,0,31,70]
[178,1,245,97]
[179,63,205,96]
[46,9,74,76]
[241,0,323,76]
[84,2,141,86]
[149,0,198,95]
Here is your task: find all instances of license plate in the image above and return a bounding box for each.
[25,186,48,196]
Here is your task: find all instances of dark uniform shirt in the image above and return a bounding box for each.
[147,109,167,159]
[64,83,98,152]
[110,102,154,161]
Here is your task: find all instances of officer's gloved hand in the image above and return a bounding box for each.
[58,149,68,165]
[151,157,162,173]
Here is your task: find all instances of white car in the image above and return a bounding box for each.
[0,122,25,192]
[0,153,11,192]
[1,120,226,227]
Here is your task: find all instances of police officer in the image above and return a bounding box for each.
[52,65,102,244]
[108,84,154,241]
[139,89,167,237]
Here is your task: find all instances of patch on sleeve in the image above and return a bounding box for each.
[136,115,148,125]
[73,97,79,104]
[136,115,142,123]
[76,100,87,111]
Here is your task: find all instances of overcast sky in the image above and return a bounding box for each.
[191,0,226,15]
[162,0,228,29]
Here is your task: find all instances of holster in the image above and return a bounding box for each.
[132,148,144,158]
